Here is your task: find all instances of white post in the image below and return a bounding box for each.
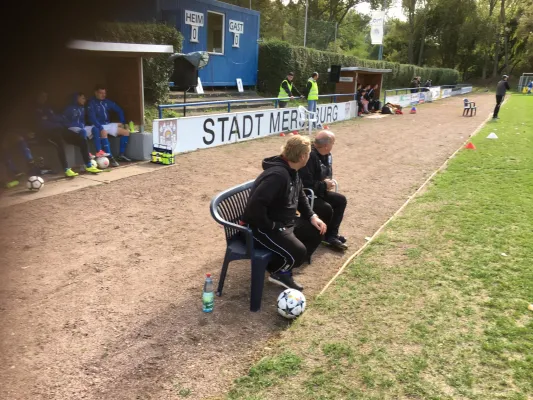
[304,0,308,47]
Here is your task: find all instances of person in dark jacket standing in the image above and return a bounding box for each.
[493,75,510,120]
[277,72,303,108]
[243,136,327,291]
[299,130,348,251]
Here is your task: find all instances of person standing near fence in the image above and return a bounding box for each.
[493,75,510,120]
[278,72,303,108]
[305,72,320,127]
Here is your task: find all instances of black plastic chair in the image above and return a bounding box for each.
[210,180,315,312]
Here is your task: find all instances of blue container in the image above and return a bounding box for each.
[159,0,260,87]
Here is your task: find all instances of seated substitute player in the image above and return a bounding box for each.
[35,91,99,177]
[242,135,327,291]
[64,92,106,159]
[299,130,348,251]
[87,85,131,167]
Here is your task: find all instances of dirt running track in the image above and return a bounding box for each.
[0,94,492,400]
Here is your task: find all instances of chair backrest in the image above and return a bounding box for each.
[210,180,255,242]
[298,105,317,122]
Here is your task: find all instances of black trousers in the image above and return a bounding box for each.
[493,95,504,118]
[252,218,323,273]
[41,128,90,169]
[313,191,347,239]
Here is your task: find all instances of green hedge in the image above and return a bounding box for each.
[258,40,460,95]
[86,22,183,104]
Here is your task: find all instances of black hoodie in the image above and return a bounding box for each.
[243,156,314,230]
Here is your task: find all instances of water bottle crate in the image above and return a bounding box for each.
[151,143,175,165]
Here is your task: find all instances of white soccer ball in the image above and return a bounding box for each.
[277,289,306,319]
[27,176,44,191]
[90,159,98,168]
[96,157,109,169]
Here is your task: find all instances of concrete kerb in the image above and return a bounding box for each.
[0,161,176,209]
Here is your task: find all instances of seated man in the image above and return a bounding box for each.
[242,136,327,291]
[35,91,100,177]
[299,130,348,251]
[1,132,40,188]
[64,92,105,159]
[87,85,131,167]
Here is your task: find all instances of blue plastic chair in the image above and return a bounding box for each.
[210,180,273,312]
[210,180,315,312]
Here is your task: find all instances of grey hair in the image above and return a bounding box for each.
[314,134,335,147]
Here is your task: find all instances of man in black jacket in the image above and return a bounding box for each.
[493,75,510,120]
[243,136,327,291]
[299,130,348,251]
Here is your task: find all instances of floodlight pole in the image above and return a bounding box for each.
[378,0,386,60]
[304,0,308,47]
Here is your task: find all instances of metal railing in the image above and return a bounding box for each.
[157,93,357,119]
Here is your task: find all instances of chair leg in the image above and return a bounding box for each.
[250,258,267,312]
[216,249,232,297]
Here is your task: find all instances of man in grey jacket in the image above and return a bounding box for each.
[493,75,510,119]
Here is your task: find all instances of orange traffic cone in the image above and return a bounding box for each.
[279,133,286,137]
[465,142,476,150]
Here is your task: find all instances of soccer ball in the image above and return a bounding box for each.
[90,159,98,168]
[27,176,44,191]
[96,157,109,169]
[277,289,306,319]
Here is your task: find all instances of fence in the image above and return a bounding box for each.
[384,84,473,107]
[157,93,357,119]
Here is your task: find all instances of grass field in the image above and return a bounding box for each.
[226,94,533,400]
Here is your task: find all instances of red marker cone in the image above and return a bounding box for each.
[279,133,286,137]
[410,106,417,114]
[292,130,299,135]
[465,142,476,150]
[323,125,329,129]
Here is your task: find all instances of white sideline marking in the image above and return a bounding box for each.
[318,107,498,297]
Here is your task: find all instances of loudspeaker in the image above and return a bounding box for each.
[170,58,198,90]
[329,65,341,83]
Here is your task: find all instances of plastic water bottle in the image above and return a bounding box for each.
[202,273,214,312]
[128,121,135,132]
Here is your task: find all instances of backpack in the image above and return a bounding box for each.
[381,106,392,114]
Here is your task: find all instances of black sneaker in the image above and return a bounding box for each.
[269,273,304,291]
[337,235,347,244]
[109,158,120,167]
[323,237,348,251]
[117,154,132,162]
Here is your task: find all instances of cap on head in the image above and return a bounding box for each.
[503,75,509,80]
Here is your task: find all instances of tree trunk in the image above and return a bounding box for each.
[493,0,506,77]
[492,37,500,78]
[482,54,488,80]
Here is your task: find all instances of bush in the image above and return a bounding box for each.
[258,40,460,95]
[85,22,183,104]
